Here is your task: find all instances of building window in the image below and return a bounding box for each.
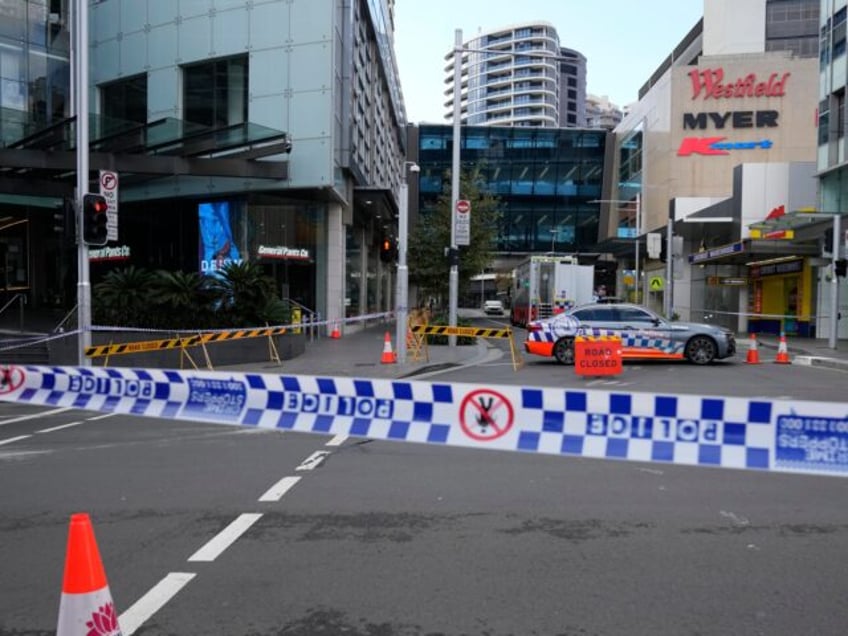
[101,73,147,123]
[183,56,247,127]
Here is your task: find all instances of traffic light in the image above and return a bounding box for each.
[380,236,396,263]
[82,193,108,246]
[836,258,847,278]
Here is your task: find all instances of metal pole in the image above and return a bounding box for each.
[830,214,841,349]
[448,28,462,347]
[75,0,91,366]
[665,216,673,318]
[634,193,641,304]
[396,177,409,364]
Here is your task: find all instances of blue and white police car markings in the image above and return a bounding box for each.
[0,365,847,478]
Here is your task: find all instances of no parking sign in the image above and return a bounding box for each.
[99,170,119,242]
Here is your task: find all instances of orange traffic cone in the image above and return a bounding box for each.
[57,513,122,636]
[745,333,761,364]
[380,331,396,364]
[330,321,341,339]
[774,331,791,364]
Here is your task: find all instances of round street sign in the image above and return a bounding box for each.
[456,199,470,213]
[459,389,514,441]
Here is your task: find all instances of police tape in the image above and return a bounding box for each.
[410,325,512,339]
[85,326,292,358]
[0,365,846,478]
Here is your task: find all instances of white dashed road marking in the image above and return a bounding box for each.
[119,572,197,635]
[187,513,263,562]
[258,476,302,502]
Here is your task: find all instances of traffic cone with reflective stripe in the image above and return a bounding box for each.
[745,333,760,364]
[57,513,123,636]
[774,332,791,364]
[380,331,396,364]
[330,321,341,339]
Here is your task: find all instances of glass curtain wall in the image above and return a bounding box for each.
[417,125,606,254]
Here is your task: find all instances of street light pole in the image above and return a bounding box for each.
[396,162,419,365]
[448,28,462,347]
[75,0,92,366]
[634,193,641,304]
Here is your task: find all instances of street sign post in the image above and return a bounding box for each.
[99,170,119,242]
[456,199,470,246]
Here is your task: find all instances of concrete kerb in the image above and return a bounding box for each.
[747,333,848,371]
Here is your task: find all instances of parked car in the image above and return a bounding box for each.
[524,302,736,365]
[483,300,505,316]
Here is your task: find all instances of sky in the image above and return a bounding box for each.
[393,0,704,124]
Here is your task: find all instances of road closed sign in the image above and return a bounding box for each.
[455,199,470,246]
[574,335,623,376]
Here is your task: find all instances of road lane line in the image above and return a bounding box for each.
[325,434,347,447]
[0,435,31,446]
[0,407,73,427]
[296,450,329,471]
[119,572,196,635]
[37,421,84,433]
[258,475,301,502]
[187,513,263,562]
[86,413,116,421]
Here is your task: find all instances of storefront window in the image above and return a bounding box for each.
[345,225,361,318]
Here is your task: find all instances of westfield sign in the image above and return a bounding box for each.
[689,68,790,100]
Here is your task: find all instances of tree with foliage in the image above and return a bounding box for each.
[92,262,290,329]
[407,165,502,304]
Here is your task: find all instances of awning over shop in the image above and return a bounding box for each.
[0,114,291,201]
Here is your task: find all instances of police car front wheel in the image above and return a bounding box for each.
[554,337,575,365]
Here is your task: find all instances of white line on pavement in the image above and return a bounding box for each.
[258,475,302,502]
[119,572,196,635]
[37,421,84,433]
[86,413,117,421]
[0,407,73,427]
[0,435,31,446]
[296,450,330,471]
[325,434,347,447]
[187,513,263,562]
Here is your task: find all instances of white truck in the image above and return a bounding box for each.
[510,255,595,327]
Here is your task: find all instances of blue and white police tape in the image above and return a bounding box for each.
[0,365,846,478]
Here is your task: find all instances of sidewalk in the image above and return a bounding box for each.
[221,323,497,379]
[742,332,848,371]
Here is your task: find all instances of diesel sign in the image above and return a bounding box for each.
[683,110,779,130]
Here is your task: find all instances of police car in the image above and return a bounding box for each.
[524,303,736,365]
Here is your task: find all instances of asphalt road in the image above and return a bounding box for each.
[2,358,848,636]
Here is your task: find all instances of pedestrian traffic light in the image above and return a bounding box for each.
[380,236,396,263]
[836,258,847,278]
[82,193,108,246]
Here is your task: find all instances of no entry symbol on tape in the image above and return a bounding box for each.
[0,366,25,394]
[460,389,514,441]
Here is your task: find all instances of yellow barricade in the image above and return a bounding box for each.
[85,326,290,359]
[409,324,523,371]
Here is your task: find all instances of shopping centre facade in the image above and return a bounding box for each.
[605,0,847,339]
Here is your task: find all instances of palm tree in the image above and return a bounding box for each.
[151,270,218,328]
[210,262,289,326]
[92,266,155,327]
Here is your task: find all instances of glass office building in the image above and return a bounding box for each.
[411,125,608,259]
